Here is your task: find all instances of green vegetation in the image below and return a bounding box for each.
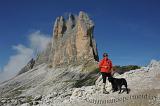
[26,96,34,105]
[71,62,141,88]
[74,66,99,88]
[74,64,140,87]
[48,64,53,68]
[4,86,31,98]
[113,65,141,74]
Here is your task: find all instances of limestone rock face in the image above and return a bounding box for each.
[18,42,52,75]
[17,58,35,75]
[32,11,98,68]
[34,42,52,67]
[51,11,99,67]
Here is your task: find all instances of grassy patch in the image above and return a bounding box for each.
[4,86,31,98]
[26,96,34,104]
[114,65,141,74]
[74,66,100,88]
[47,64,53,68]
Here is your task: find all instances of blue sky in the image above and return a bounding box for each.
[0,0,160,72]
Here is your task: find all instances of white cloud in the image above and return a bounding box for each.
[29,30,51,53]
[0,31,51,83]
[0,45,33,83]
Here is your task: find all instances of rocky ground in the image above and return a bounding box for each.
[0,62,98,106]
[55,60,160,106]
[0,60,160,106]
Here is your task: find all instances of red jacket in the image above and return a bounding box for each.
[99,57,112,73]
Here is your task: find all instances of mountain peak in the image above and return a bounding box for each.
[34,11,99,67]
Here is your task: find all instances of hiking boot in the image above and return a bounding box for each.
[102,83,109,94]
[103,88,109,94]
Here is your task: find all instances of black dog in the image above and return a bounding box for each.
[108,76,129,94]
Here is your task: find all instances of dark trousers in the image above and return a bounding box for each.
[101,72,111,83]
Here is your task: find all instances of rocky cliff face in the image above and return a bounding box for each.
[51,11,98,66]
[35,11,98,67]
[34,42,52,67]
[18,11,99,75]
[17,58,35,75]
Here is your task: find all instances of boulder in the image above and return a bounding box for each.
[34,95,42,101]
[21,103,30,106]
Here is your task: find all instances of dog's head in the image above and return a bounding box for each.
[108,76,114,82]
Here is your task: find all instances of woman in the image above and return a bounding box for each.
[99,53,113,94]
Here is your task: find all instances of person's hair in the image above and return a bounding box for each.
[103,53,108,57]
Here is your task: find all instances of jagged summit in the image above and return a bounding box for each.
[18,11,99,74]
[34,11,99,68]
[53,11,93,36]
